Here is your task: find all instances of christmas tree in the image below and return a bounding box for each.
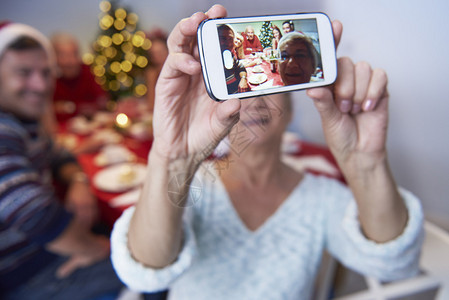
[83,0,151,101]
[258,21,273,49]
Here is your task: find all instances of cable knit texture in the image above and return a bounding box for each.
[111,163,424,300]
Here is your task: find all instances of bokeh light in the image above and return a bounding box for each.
[115,113,130,128]
[99,1,111,12]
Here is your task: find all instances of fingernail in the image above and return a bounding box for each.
[339,100,351,113]
[351,103,361,114]
[363,99,374,111]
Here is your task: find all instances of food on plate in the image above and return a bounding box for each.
[55,133,78,150]
[252,65,264,73]
[92,128,123,144]
[118,164,137,184]
[94,144,135,166]
[248,73,268,85]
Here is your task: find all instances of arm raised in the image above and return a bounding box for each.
[127,4,241,268]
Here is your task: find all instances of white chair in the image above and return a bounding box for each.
[315,221,449,300]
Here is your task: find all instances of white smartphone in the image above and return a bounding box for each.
[197,12,337,101]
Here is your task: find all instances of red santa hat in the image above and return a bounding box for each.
[0,21,55,70]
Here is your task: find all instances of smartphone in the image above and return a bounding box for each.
[197,12,337,101]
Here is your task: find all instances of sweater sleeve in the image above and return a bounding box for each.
[325,180,424,282]
[0,121,72,245]
[110,206,197,292]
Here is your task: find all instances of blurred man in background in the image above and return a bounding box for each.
[51,32,107,125]
[0,22,122,300]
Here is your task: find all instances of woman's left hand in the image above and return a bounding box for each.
[307,22,389,171]
[307,22,408,243]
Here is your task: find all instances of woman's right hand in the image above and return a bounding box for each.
[151,4,241,165]
[125,5,241,268]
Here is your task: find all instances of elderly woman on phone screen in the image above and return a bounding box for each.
[110,5,424,300]
[278,31,319,85]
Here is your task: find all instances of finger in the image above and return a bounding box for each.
[363,68,388,112]
[332,20,343,49]
[208,98,241,143]
[167,12,207,54]
[307,87,340,123]
[205,4,227,19]
[214,98,241,129]
[194,5,227,60]
[334,57,355,113]
[167,5,227,55]
[352,61,372,114]
[162,52,202,79]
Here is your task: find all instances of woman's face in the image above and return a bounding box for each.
[279,40,314,85]
[229,94,291,150]
[234,36,243,48]
[273,28,281,39]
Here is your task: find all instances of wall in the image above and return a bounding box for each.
[311,0,449,229]
[1,0,448,229]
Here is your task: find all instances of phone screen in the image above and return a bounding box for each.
[216,18,323,95]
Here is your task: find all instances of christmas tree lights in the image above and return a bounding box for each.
[83,0,150,101]
[258,21,274,49]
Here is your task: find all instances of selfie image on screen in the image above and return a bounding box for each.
[217,18,323,95]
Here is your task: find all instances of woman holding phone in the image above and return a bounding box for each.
[111,5,424,299]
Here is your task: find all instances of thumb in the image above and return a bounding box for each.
[211,98,241,139]
[307,87,341,124]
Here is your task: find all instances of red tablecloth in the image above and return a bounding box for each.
[244,55,284,90]
[76,136,152,227]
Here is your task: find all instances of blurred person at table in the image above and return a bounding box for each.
[0,22,123,299]
[218,24,250,94]
[282,20,295,34]
[110,5,424,299]
[145,28,169,112]
[271,24,283,50]
[51,32,108,125]
[233,32,245,60]
[242,25,263,55]
[278,31,318,85]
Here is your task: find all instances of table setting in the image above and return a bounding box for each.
[241,52,284,90]
[55,97,154,226]
[55,95,344,228]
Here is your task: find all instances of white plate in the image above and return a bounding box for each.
[248,73,268,85]
[94,152,136,167]
[94,144,136,167]
[252,65,264,73]
[93,163,146,192]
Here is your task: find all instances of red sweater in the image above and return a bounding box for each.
[242,34,263,55]
[53,64,107,123]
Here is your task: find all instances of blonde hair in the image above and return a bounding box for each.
[234,32,245,59]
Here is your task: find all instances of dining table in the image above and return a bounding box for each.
[241,53,284,91]
[56,102,344,229]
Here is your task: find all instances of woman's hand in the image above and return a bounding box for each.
[54,234,110,279]
[128,5,241,268]
[307,21,389,171]
[307,21,408,243]
[151,4,241,165]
